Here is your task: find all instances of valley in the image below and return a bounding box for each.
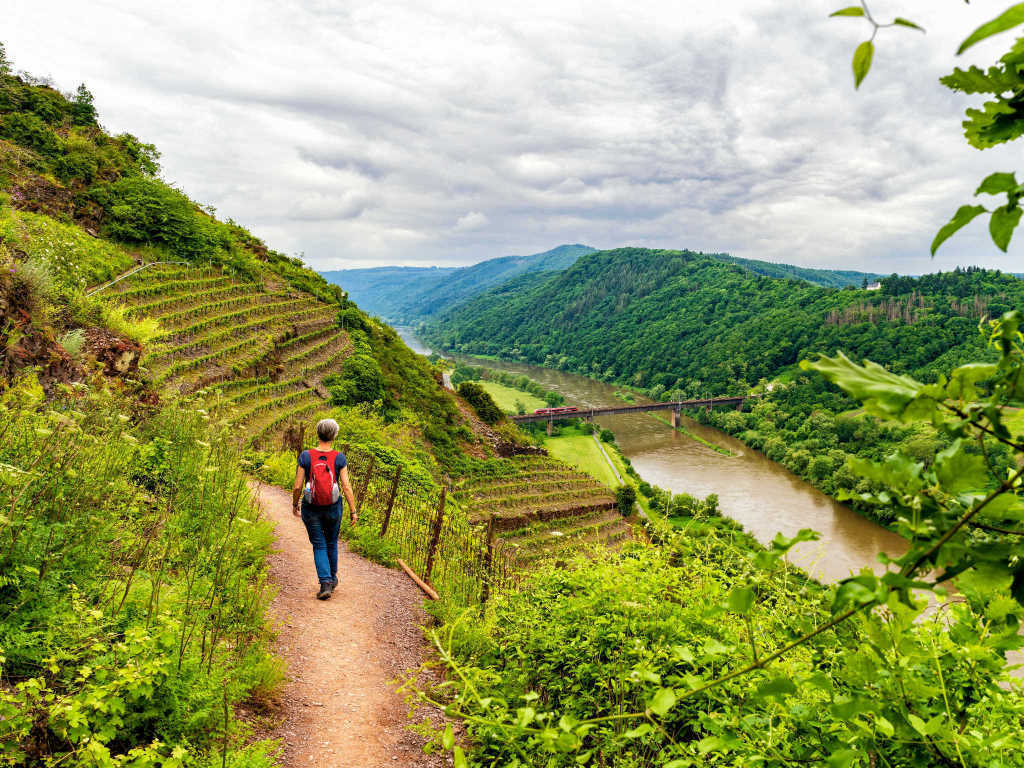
[5,13,1024,768]
[400,328,907,583]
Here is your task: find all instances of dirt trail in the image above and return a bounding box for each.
[252,482,448,768]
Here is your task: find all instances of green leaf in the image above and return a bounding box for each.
[623,723,654,738]
[442,723,454,751]
[957,3,1024,54]
[942,65,1021,95]
[893,17,924,32]
[990,205,1023,251]
[875,715,895,737]
[754,675,797,699]
[515,706,536,728]
[663,761,691,768]
[852,40,874,89]
[771,528,820,553]
[727,585,755,615]
[802,352,925,420]
[830,6,865,17]
[827,749,860,768]
[908,713,928,736]
[453,746,467,768]
[976,171,1019,195]
[647,687,677,717]
[931,205,987,255]
[933,439,987,494]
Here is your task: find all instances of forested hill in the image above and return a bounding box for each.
[424,247,1019,396]
[715,253,882,287]
[322,243,596,321]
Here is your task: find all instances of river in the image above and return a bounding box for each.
[397,329,907,583]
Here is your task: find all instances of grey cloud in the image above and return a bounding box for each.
[5,0,1022,270]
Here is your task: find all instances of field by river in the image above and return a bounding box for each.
[396,328,907,583]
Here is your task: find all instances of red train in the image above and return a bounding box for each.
[533,406,579,415]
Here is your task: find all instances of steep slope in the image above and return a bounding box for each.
[425,248,1018,395]
[323,243,596,321]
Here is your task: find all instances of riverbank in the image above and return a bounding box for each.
[393,328,908,583]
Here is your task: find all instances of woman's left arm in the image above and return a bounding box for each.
[292,464,304,517]
[339,466,358,524]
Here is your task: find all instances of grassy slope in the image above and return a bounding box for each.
[545,433,620,487]
[478,379,546,412]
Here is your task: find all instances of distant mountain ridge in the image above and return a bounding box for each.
[714,254,883,288]
[322,244,597,321]
[423,249,1016,396]
[324,245,886,321]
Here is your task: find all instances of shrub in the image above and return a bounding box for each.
[458,381,503,425]
[0,379,278,765]
[0,112,60,157]
[90,176,229,259]
[599,428,615,443]
[57,328,85,359]
[327,353,385,406]
[614,484,636,516]
[101,303,162,345]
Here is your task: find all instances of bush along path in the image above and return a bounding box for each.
[252,481,449,768]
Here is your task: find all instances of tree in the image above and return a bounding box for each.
[0,42,10,77]
[71,83,97,126]
[614,485,636,516]
[327,354,384,406]
[457,381,503,425]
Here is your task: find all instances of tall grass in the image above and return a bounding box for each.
[0,374,279,767]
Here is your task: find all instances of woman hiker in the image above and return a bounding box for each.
[292,418,359,600]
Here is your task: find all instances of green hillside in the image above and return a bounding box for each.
[715,253,883,287]
[322,243,596,321]
[317,264,457,319]
[426,247,1012,394]
[0,54,638,767]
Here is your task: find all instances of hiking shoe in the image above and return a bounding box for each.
[331,577,338,588]
[316,581,334,600]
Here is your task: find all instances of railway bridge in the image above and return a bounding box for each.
[510,396,751,435]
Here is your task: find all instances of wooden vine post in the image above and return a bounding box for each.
[380,465,402,536]
[424,486,447,582]
[355,454,376,518]
[480,514,496,606]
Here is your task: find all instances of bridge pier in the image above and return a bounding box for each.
[670,408,680,429]
[546,419,554,436]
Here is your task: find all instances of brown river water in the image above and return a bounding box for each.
[395,328,906,584]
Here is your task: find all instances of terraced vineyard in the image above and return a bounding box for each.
[101,263,349,446]
[452,456,632,568]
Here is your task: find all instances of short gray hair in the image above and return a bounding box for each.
[316,418,339,443]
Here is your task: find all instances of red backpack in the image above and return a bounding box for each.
[307,450,340,506]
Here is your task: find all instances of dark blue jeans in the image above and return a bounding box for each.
[300,500,341,584]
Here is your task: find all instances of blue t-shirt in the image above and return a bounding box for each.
[298,450,347,508]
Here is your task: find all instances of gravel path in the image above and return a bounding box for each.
[253,481,450,768]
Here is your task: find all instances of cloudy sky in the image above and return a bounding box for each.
[6,1,1023,272]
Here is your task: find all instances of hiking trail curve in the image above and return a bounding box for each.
[252,481,450,768]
